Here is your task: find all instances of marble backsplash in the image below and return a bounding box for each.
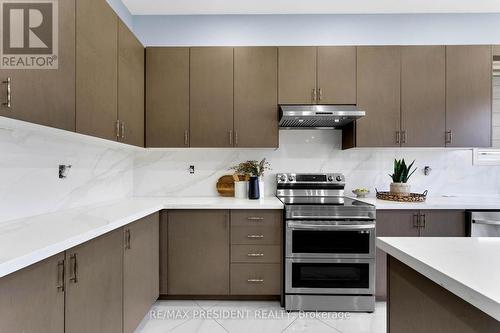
[134,130,500,198]
[0,119,135,223]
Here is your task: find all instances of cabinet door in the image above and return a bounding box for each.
[401,46,446,147]
[278,47,317,104]
[167,210,230,295]
[357,46,401,147]
[446,45,492,147]
[118,20,144,147]
[419,210,466,237]
[76,0,118,141]
[317,46,357,104]
[0,0,75,131]
[234,47,278,148]
[190,47,233,147]
[65,229,123,333]
[0,254,64,333]
[146,48,190,147]
[124,213,159,333]
[376,210,420,299]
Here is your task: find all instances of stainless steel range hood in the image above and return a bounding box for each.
[279,105,365,129]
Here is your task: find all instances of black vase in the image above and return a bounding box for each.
[248,176,260,200]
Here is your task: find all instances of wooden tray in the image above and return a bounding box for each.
[216,175,235,197]
[376,189,428,202]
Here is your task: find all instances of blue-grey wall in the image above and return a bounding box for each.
[106,0,134,29]
[131,14,500,46]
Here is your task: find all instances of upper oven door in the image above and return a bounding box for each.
[286,220,375,259]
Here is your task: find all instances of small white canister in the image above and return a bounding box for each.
[234,181,248,199]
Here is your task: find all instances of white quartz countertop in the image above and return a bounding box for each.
[377,237,500,321]
[354,195,500,210]
[0,196,283,278]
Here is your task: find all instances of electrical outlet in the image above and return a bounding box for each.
[189,165,195,174]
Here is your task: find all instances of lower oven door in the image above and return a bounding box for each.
[286,258,375,295]
[286,220,375,258]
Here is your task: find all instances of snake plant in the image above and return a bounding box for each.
[389,159,417,183]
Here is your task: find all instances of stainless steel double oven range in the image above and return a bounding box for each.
[277,173,376,312]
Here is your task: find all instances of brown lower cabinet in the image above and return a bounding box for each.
[123,213,160,333]
[0,214,159,333]
[376,210,465,299]
[166,210,230,295]
[0,253,65,333]
[65,228,124,333]
[161,209,282,297]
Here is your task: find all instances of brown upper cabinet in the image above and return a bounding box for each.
[76,0,118,141]
[356,46,401,147]
[190,47,234,147]
[446,45,492,147]
[234,47,279,147]
[401,46,446,147]
[146,48,190,147]
[278,46,356,105]
[118,21,145,147]
[0,0,76,131]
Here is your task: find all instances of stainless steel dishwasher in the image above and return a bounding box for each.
[468,211,500,237]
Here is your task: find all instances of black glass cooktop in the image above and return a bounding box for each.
[277,196,373,207]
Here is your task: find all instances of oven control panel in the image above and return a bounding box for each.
[277,173,345,184]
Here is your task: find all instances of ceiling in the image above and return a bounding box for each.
[121,0,500,15]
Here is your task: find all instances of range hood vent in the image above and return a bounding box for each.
[279,105,365,129]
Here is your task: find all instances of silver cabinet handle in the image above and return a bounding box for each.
[247,279,264,283]
[125,229,131,250]
[69,254,78,283]
[247,235,264,239]
[121,121,125,139]
[396,131,401,144]
[57,260,65,292]
[116,120,120,138]
[420,214,426,228]
[247,217,264,221]
[402,130,407,144]
[184,130,189,146]
[234,130,238,146]
[445,130,452,144]
[312,88,317,102]
[473,219,500,226]
[413,213,420,228]
[229,129,233,145]
[318,88,322,101]
[247,253,264,257]
[2,77,11,108]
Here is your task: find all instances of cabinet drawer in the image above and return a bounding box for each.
[231,224,281,245]
[231,245,281,263]
[230,264,280,295]
[231,210,282,227]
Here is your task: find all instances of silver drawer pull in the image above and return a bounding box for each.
[2,77,11,108]
[247,253,264,257]
[247,217,264,221]
[247,235,264,239]
[247,278,264,283]
[473,219,500,226]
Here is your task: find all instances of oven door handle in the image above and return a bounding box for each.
[472,219,500,226]
[289,215,374,220]
[287,222,375,230]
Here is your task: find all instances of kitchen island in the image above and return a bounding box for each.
[377,237,500,333]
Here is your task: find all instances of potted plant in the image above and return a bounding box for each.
[389,159,417,196]
[230,158,271,199]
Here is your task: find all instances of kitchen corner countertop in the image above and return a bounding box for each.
[0,196,284,279]
[377,237,500,322]
[353,195,500,210]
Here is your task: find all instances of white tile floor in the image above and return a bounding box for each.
[134,301,386,333]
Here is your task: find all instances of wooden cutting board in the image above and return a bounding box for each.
[216,175,235,197]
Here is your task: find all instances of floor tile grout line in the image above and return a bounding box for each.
[280,316,298,333]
